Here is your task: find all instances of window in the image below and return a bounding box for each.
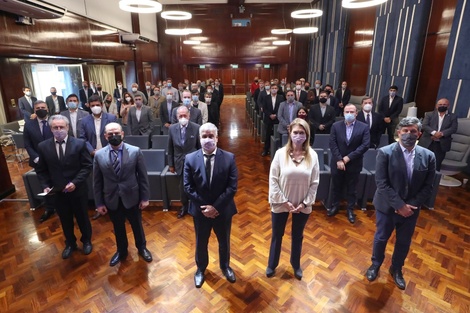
[31,64,83,101]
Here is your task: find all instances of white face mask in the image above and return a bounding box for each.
[363,104,373,112]
[132,87,137,92]
[178,117,189,126]
[25,91,31,96]
[166,94,173,101]
[125,97,132,102]
[91,106,102,115]
[205,97,211,103]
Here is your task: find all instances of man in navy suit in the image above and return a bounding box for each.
[261,84,285,156]
[378,85,404,144]
[418,98,458,171]
[159,90,179,135]
[36,115,93,259]
[79,81,94,113]
[79,95,117,157]
[168,106,201,218]
[60,94,89,138]
[366,117,436,290]
[356,97,385,148]
[294,80,308,105]
[113,81,128,116]
[18,86,37,120]
[23,100,56,222]
[45,87,66,115]
[327,104,370,223]
[335,81,351,117]
[183,122,238,288]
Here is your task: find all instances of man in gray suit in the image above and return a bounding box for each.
[127,94,154,135]
[366,117,436,290]
[418,98,458,171]
[18,86,37,120]
[168,106,201,218]
[277,90,303,135]
[171,90,203,125]
[93,122,153,266]
[60,94,89,138]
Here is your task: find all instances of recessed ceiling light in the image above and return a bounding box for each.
[185,28,202,34]
[293,27,319,34]
[342,0,388,9]
[183,40,200,45]
[271,29,292,34]
[119,0,162,14]
[291,9,323,19]
[165,28,190,35]
[161,10,191,20]
[273,40,290,45]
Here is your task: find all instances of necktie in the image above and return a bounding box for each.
[181,126,186,144]
[366,113,371,128]
[297,91,300,101]
[57,141,64,161]
[112,150,120,175]
[41,120,48,139]
[205,154,214,186]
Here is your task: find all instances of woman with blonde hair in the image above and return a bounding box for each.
[103,93,118,117]
[266,118,320,280]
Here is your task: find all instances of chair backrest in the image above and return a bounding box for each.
[11,133,25,149]
[445,118,470,163]
[124,135,150,149]
[0,121,20,134]
[378,134,388,148]
[141,149,166,172]
[273,124,279,139]
[313,134,330,150]
[313,148,325,170]
[399,102,416,121]
[151,135,169,150]
[362,148,378,171]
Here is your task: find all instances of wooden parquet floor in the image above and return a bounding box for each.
[1,95,470,313]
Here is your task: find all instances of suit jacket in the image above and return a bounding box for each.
[308,104,336,134]
[161,87,180,103]
[294,90,308,105]
[61,109,89,138]
[36,136,92,192]
[94,91,108,102]
[215,84,224,104]
[159,101,179,125]
[262,94,285,124]
[79,88,93,110]
[418,110,458,152]
[171,106,203,125]
[356,110,385,148]
[198,86,206,102]
[378,95,404,120]
[113,87,128,109]
[93,143,150,210]
[128,105,154,135]
[129,90,148,105]
[183,148,238,219]
[79,112,118,153]
[168,121,201,175]
[18,96,37,120]
[23,117,54,167]
[329,120,370,172]
[142,89,154,102]
[373,143,436,213]
[335,88,351,106]
[45,95,66,114]
[257,90,269,111]
[277,101,303,134]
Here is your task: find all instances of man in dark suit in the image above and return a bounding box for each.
[79,81,93,113]
[23,100,56,222]
[95,83,108,102]
[335,81,351,116]
[215,78,224,107]
[127,94,154,135]
[327,104,370,223]
[277,90,303,135]
[294,80,308,105]
[308,91,336,134]
[18,86,37,120]
[171,91,203,126]
[159,90,179,135]
[312,79,323,99]
[418,98,458,171]
[79,95,117,156]
[261,84,285,156]
[204,91,220,127]
[45,87,66,115]
[60,94,89,138]
[143,81,153,102]
[378,85,404,144]
[113,81,128,116]
[366,117,436,290]
[356,97,385,148]
[168,106,201,218]
[253,80,265,113]
[36,115,93,259]
[183,122,238,288]
[196,80,206,102]
[323,84,339,115]
[93,122,153,266]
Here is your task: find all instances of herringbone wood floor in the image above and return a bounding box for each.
[1,96,470,313]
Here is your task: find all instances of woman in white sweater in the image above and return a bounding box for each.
[266,118,320,280]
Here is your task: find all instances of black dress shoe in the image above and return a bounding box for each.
[62,245,76,259]
[389,267,406,290]
[194,269,205,288]
[222,267,236,283]
[40,210,54,222]
[326,206,339,217]
[266,267,276,278]
[138,248,153,262]
[177,208,187,219]
[293,268,303,280]
[92,211,101,220]
[366,264,380,281]
[261,151,269,157]
[82,242,93,255]
[109,252,127,267]
[347,210,356,224]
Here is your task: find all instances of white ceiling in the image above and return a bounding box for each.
[159,0,312,4]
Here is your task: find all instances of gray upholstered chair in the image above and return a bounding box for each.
[440,118,470,187]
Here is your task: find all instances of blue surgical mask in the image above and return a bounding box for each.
[183,98,191,106]
[400,133,418,147]
[344,113,355,123]
[192,95,199,102]
[167,83,172,88]
[67,101,78,109]
[389,91,396,97]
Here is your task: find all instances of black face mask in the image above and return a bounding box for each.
[304,86,310,90]
[36,109,48,118]
[437,106,448,112]
[319,97,328,104]
[51,92,57,96]
[97,87,102,91]
[108,135,122,146]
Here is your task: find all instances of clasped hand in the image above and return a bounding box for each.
[284,202,302,213]
[201,205,219,218]
[395,204,418,217]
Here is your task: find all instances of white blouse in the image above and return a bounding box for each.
[269,147,320,214]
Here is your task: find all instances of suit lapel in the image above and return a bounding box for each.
[393,143,409,185]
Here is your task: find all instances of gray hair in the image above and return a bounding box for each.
[49,114,69,126]
[104,122,122,133]
[199,122,218,136]
[398,117,422,131]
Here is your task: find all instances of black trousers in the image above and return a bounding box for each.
[208,103,219,127]
[268,211,310,270]
[54,184,91,247]
[371,209,419,270]
[330,168,361,210]
[177,174,189,209]
[193,214,232,271]
[429,141,445,171]
[108,198,147,255]
[384,118,398,144]
[263,120,277,153]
